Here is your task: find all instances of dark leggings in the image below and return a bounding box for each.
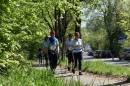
[73,52,82,70]
[68,53,74,63]
[44,54,49,66]
[48,51,58,70]
[39,55,42,64]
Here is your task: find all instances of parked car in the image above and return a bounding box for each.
[100,50,112,58]
[119,48,130,60]
[94,50,103,58]
[88,50,95,56]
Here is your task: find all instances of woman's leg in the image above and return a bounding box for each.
[52,54,58,70]
[77,52,82,70]
[44,54,48,67]
[71,53,74,68]
[77,52,83,75]
[67,53,72,71]
[49,53,53,71]
[72,53,77,74]
[39,55,42,65]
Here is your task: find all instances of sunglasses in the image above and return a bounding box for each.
[75,35,79,36]
[51,33,55,35]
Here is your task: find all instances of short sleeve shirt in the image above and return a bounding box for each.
[42,41,48,53]
[47,37,59,49]
[65,39,73,50]
[72,39,82,53]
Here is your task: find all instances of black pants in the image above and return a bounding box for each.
[44,54,49,67]
[48,50,58,70]
[68,53,74,63]
[73,52,82,70]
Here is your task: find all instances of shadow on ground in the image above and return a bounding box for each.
[54,70,80,78]
[32,63,46,67]
[103,79,130,86]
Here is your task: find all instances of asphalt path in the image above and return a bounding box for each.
[83,52,130,67]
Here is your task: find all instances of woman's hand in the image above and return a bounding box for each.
[66,51,68,57]
[46,54,49,58]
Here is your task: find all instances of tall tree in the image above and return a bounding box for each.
[84,0,128,52]
[101,0,125,56]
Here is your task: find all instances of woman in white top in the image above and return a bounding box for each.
[72,32,84,75]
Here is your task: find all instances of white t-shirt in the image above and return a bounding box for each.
[72,39,82,53]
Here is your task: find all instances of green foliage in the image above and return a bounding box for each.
[58,0,83,15]
[83,0,130,52]
[0,0,51,74]
[82,28,107,50]
[0,0,50,57]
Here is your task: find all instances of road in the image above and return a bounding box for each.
[83,52,130,67]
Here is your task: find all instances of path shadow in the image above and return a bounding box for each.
[103,79,130,86]
[54,68,79,78]
[83,57,94,60]
[55,73,79,78]
[32,63,46,67]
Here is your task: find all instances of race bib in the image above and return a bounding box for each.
[50,46,56,50]
[68,47,73,50]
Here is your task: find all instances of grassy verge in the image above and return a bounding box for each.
[60,58,130,79]
[82,60,130,78]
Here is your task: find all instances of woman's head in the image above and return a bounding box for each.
[50,30,55,37]
[44,36,49,40]
[68,34,73,38]
[75,32,80,38]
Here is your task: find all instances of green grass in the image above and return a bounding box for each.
[82,60,130,78]
[0,63,82,86]
[59,58,130,78]
[59,58,68,66]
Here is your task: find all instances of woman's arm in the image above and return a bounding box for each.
[56,44,59,54]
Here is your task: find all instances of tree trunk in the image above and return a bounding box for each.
[75,17,81,38]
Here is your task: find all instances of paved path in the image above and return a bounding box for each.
[32,61,130,86]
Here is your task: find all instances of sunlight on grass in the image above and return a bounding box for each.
[83,60,130,78]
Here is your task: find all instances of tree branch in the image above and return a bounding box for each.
[45,6,55,29]
[41,9,53,30]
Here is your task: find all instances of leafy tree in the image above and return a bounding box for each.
[84,0,128,55]
[100,0,126,56]
[117,0,130,48]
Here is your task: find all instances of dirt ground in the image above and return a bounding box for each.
[32,61,130,86]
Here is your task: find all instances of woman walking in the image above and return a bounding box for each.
[46,30,59,73]
[72,32,84,75]
[42,36,49,67]
[65,34,74,71]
